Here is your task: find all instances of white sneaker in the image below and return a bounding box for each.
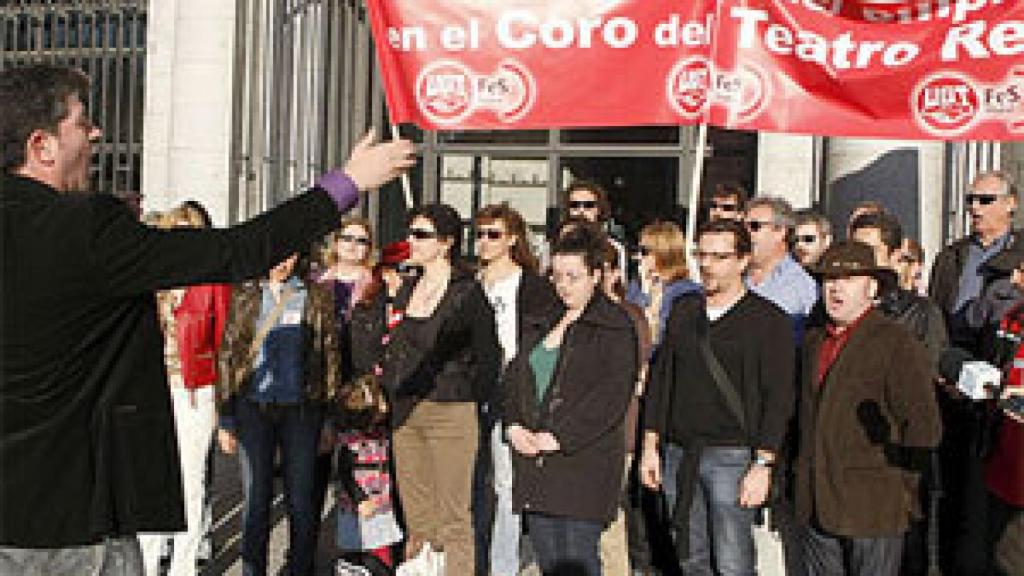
[335,558,372,576]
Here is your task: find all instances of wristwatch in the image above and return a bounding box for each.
[753,454,775,468]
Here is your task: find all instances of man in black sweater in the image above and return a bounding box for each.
[640,219,795,576]
[0,64,413,574]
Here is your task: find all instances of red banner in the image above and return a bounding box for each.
[367,0,1023,141]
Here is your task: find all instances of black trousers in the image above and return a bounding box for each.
[803,523,903,576]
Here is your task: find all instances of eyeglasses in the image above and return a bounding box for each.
[795,234,819,244]
[897,255,919,265]
[568,200,598,210]
[966,192,1004,206]
[338,234,371,246]
[407,228,439,240]
[693,250,738,262]
[475,229,505,240]
[635,246,652,257]
[551,271,590,284]
[395,263,422,277]
[710,202,739,212]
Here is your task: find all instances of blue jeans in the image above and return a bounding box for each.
[236,400,323,576]
[526,513,604,576]
[663,444,757,576]
[0,537,142,576]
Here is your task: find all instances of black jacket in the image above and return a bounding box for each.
[0,172,349,546]
[878,288,948,369]
[503,293,638,524]
[929,232,1024,349]
[381,271,501,426]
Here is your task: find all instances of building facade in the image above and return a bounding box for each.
[4,1,1020,271]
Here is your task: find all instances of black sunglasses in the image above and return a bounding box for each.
[338,233,371,246]
[966,193,1003,206]
[745,219,776,232]
[408,228,439,240]
[795,234,818,244]
[710,202,739,211]
[475,229,505,240]
[568,200,598,210]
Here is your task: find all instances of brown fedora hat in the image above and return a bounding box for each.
[811,240,898,287]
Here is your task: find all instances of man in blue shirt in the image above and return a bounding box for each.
[744,196,819,333]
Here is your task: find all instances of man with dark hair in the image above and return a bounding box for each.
[793,210,833,268]
[563,179,626,282]
[850,212,947,365]
[0,64,414,574]
[640,219,795,576]
[708,182,748,222]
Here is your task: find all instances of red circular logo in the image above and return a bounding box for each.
[416,61,474,126]
[667,57,712,119]
[912,73,982,136]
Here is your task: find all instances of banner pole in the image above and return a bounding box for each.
[390,123,414,209]
[686,123,708,281]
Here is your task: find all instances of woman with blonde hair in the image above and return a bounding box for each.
[139,201,232,576]
[313,215,377,537]
[626,221,701,349]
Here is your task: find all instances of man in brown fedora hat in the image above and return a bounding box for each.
[795,241,942,576]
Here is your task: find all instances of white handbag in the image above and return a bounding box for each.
[395,543,445,576]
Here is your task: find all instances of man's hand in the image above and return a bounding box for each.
[739,464,772,508]
[218,428,238,455]
[534,432,561,453]
[507,425,540,457]
[639,445,662,490]
[343,129,416,191]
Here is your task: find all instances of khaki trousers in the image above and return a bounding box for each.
[393,400,479,575]
[600,455,632,576]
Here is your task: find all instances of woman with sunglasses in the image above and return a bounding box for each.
[474,203,559,576]
[503,224,639,576]
[379,204,501,575]
[313,217,377,540]
[626,221,700,351]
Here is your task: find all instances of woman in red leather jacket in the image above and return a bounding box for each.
[139,202,232,576]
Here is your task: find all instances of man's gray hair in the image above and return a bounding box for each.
[795,209,832,236]
[746,196,795,228]
[973,170,1018,198]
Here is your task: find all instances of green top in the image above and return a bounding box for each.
[529,341,560,402]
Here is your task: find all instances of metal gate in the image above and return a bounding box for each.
[0,0,147,196]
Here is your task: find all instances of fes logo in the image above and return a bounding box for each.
[416,59,537,126]
[666,57,769,124]
[912,69,1023,137]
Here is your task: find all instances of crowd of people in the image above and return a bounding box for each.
[2,64,1023,576]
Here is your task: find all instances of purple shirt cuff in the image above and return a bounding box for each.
[316,170,359,213]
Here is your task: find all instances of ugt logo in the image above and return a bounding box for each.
[912,73,982,137]
[415,59,536,126]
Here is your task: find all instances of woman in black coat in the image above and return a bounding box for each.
[503,225,639,576]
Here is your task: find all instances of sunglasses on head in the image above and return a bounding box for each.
[408,228,439,240]
[568,200,598,210]
[338,233,371,246]
[795,234,818,244]
[475,229,505,240]
[966,192,1003,206]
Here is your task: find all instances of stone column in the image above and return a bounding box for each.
[143,0,236,225]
